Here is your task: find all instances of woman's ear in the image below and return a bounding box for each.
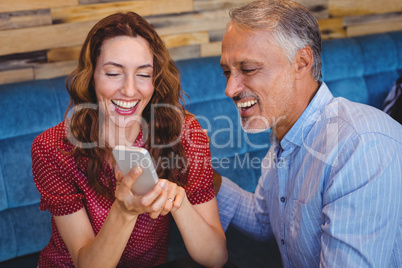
[294,46,314,80]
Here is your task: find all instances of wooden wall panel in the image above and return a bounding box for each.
[329,0,402,17]
[0,68,33,85]
[0,10,52,30]
[0,0,401,85]
[0,20,95,56]
[52,0,193,24]
[148,10,230,36]
[0,0,78,13]
[34,60,77,80]
[318,18,346,39]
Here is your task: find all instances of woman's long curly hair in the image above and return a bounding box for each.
[65,12,188,199]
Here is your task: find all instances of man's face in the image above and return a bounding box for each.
[220,23,298,134]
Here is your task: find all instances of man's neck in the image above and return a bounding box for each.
[274,80,320,141]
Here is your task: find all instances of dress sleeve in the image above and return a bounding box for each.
[31,130,85,216]
[181,115,215,205]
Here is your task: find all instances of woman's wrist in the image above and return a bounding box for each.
[111,201,139,223]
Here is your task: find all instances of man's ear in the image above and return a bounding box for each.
[294,46,314,80]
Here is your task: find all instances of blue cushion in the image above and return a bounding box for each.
[215,149,268,192]
[0,77,69,140]
[177,56,227,103]
[354,34,398,76]
[0,210,17,262]
[10,205,52,257]
[326,77,369,104]
[388,31,402,69]
[321,38,364,82]
[245,129,271,153]
[0,163,7,211]
[365,71,400,108]
[186,98,248,158]
[0,132,42,209]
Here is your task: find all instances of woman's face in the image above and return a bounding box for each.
[94,35,154,132]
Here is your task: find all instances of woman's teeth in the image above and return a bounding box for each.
[237,99,257,109]
[112,100,138,110]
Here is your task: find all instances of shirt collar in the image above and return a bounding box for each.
[271,82,334,154]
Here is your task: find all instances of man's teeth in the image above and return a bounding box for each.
[112,100,138,109]
[237,99,257,108]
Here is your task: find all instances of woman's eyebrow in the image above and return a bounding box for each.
[102,62,153,69]
[138,64,153,69]
[103,61,122,68]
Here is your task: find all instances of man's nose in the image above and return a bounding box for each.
[224,73,243,98]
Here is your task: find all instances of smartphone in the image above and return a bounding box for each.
[112,145,159,195]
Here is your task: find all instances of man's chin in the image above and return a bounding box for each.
[240,117,271,133]
[241,123,270,133]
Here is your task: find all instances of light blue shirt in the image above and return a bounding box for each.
[218,83,402,267]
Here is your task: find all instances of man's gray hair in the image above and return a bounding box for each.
[229,0,322,81]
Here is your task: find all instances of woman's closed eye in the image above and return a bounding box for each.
[106,73,120,77]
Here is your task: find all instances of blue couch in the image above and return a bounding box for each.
[1,31,401,264]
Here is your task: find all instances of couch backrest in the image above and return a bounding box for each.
[0,31,401,262]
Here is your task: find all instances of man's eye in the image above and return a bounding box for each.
[222,71,230,77]
[242,69,256,74]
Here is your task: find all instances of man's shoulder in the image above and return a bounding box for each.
[327,97,402,143]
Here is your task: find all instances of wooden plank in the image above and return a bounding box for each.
[52,1,151,24]
[296,0,329,19]
[34,60,77,80]
[168,45,200,61]
[0,10,52,30]
[0,68,34,85]
[161,32,209,48]
[347,16,402,37]
[209,30,225,42]
[0,0,79,13]
[0,20,96,56]
[151,0,193,16]
[194,0,249,11]
[79,0,123,4]
[194,0,329,19]
[344,12,402,26]
[0,51,47,71]
[51,0,193,24]
[47,46,82,62]
[148,9,230,36]
[329,0,402,17]
[201,41,221,58]
[318,17,346,40]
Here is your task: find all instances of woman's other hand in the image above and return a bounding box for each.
[114,167,170,219]
[159,180,186,217]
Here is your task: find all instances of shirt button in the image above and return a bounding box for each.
[280,197,286,203]
[281,239,285,245]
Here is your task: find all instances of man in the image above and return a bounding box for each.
[217,0,402,267]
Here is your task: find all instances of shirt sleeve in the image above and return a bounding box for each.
[181,115,215,205]
[320,133,402,267]
[31,131,85,216]
[217,176,273,241]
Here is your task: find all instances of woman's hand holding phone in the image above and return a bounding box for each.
[114,166,186,219]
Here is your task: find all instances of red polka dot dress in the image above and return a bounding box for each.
[31,115,215,268]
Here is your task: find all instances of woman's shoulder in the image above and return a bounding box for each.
[183,113,203,131]
[181,113,209,148]
[32,121,74,155]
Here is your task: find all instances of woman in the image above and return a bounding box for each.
[31,12,227,268]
